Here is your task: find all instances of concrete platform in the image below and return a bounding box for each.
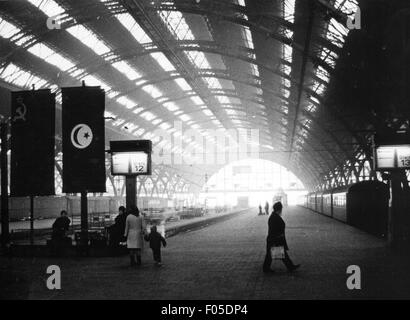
[6,209,248,257]
[1,206,410,299]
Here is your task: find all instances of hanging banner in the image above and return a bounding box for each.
[62,86,106,193]
[10,89,55,197]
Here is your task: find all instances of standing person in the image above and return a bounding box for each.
[258,204,263,215]
[144,225,167,267]
[264,202,269,215]
[108,206,127,247]
[263,202,300,273]
[124,206,145,267]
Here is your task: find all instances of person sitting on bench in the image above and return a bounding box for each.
[52,210,71,241]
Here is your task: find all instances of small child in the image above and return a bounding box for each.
[144,225,167,266]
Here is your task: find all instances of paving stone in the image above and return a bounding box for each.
[1,206,410,299]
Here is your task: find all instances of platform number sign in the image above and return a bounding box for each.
[397,147,410,168]
[374,145,410,170]
[111,152,149,175]
[373,133,410,171]
[110,140,152,176]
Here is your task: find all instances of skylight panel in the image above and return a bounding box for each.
[150,52,176,72]
[334,0,359,15]
[306,103,317,113]
[310,96,320,104]
[0,63,49,89]
[67,25,110,56]
[179,114,191,122]
[283,44,293,63]
[159,11,194,41]
[316,65,330,83]
[0,18,33,47]
[283,78,291,88]
[140,111,156,121]
[134,128,145,136]
[191,96,204,105]
[242,26,254,50]
[185,51,212,69]
[160,122,171,130]
[117,96,136,109]
[163,102,179,112]
[135,79,148,87]
[312,81,325,95]
[112,118,125,127]
[203,77,223,89]
[107,91,119,99]
[142,84,163,99]
[320,48,338,67]
[216,96,231,104]
[174,78,192,91]
[114,13,153,44]
[225,109,238,116]
[326,18,348,48]
[112,61,142,81]
[202,109,213,117]
[27,0,65,17]
[133,107,144,114]
[27,43,75,72]
[283,65,291,76]
[0,18,21,39]
[284,0,296,23]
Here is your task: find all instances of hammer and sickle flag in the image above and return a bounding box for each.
[62,86,106,193]
[10,89,56,196]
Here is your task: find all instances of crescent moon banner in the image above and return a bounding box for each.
[62,86,106,193]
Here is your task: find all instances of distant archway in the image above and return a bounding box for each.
[200,158,307,207]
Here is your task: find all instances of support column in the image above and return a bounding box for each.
[125,176,136,210]
[1,121,9,248]
[80,191,88,247]
[389,171,403,249]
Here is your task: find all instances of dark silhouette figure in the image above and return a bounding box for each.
[144,225,167,266]
[263,202,300,273]
[109,206,127,247]
[52,210,71,240]
[264,202,269,215]
[50,210,71,256]
[258,204,263,215]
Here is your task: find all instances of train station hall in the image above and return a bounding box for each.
[1,0,410,301]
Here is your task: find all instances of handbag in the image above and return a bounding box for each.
[270,246,285,260]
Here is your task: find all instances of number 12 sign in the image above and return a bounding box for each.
[110,140,152,176]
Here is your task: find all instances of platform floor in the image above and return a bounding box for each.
[1,206,410,300]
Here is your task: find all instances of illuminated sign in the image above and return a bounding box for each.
[110,140,152,176]
[112,152,149,175]
[374,145,410,170]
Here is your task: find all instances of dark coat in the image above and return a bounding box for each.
[114,213,127,235]
[266,212,289,250]
[144,231,166,250]
[52,216,71,239]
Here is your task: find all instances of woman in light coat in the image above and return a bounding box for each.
[124,207,145,266]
